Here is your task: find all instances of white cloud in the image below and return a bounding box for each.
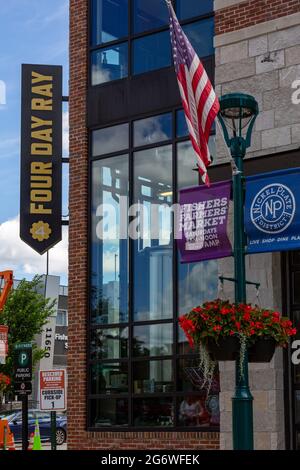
[0,216,68,283]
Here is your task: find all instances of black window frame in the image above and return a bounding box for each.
[87,108,219,432]
[88,0,215,87]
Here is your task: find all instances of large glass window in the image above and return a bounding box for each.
[134,113,172,147]
[91,43,128,85]
[183,18,214,58]
[91,0,128,45]
[133,31,171,75]
[133,0,169,34]
[92,123,129,156]
[176,0,213,20]
[89,114,219,429]
[133,145,173,322]
[91,155,129,325]
[90,0,215,84]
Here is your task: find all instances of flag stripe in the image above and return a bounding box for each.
[167,2,220,186]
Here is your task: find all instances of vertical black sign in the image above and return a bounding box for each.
[20,64,62,254]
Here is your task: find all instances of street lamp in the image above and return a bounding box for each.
[218,93,259,450]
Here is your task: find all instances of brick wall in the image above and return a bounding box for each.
[68,0,89,451]
[215,0,300,35]
[68,0,219,450]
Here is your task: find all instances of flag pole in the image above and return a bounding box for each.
[216,118,240,175]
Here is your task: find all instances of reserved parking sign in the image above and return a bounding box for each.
[40,369,66,411]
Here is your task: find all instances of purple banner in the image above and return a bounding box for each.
[177,181,232,263]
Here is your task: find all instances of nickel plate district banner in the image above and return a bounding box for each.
[245,167,300,253]
[177,181,232,263]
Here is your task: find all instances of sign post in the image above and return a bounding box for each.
[14,343,32,451]
[39,369,66,451]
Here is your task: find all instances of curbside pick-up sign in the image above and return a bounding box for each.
[40,369,66,411]
[20,64,62,254]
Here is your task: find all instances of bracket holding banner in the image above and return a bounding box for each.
[219,276,260,291]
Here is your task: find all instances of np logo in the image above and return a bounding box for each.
[250,183,296,234]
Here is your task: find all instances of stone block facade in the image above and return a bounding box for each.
[214,0,300,450]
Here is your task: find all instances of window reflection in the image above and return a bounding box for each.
[133,359,173,393]
[178,358,220,394]
[91,156,128,325]
[178,394,219,427]
[90,328,129,360]
[177,140,216,190]
[133,0,169,34]
[133,398,174,427]
[178,260,218,316]
[92,123,129,156]
[183,18,214,58]
[91,398,128,427]
[176,0,213,20]
[133,324,173,357]
[133,146,173,321]
[134,113,172,147]
[91,363,128,394]
[91,0,128,45]
[91,43,128,85]
[133,31,171,75]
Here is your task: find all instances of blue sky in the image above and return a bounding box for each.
[0,0,69,284]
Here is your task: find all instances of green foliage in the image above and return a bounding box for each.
[0,275,56,384]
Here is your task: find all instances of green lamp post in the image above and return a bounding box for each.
[218,93,259,450]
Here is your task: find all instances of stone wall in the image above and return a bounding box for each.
[214,2,300,450]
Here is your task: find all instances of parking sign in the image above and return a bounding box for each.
[40,369,66,411]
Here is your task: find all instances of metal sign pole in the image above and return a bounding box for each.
[22,395,28,451]
[51,411,56,451]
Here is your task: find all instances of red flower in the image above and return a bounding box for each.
[213,325,222,332]
[193,307,202,313]
[235,322,241,330]
[288,328,297,336]
[243,313,251,322]
[221,307,231,315]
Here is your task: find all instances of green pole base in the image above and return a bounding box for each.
[232,395,254,450]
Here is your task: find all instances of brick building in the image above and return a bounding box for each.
[68,0,300,450]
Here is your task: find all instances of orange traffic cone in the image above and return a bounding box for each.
[28,432,34,451]
[7,431,16,451]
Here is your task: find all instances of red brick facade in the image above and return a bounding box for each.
[215,0,300,35]
[68,0,219,450]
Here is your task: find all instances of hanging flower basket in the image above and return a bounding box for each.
[247,337,276,362]
[207,336,240,361]
[179,299,297,384]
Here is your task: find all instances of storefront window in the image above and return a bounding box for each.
[133,359,173,393]
[133,398,174,427]
[91,155,129,325]
[91,363,128,394]
[89,114,219,429]
[90,398,128,427]
[133,145,173,321]
[133,324,173,357]
[90,327,129,360]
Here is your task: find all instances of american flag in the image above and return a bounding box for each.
[167,2,220,186]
